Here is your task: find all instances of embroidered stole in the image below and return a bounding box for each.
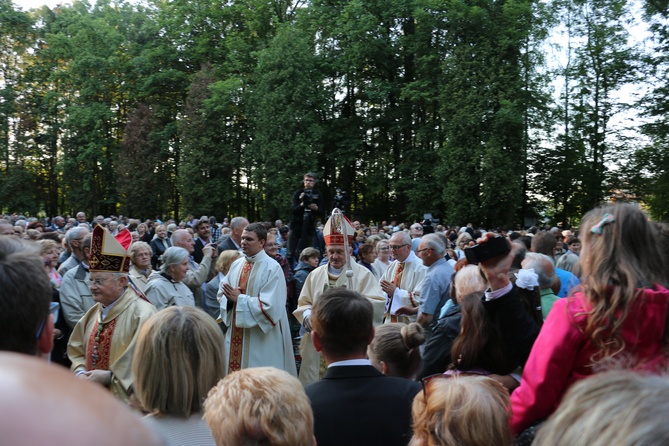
[227,260,253,374]
[389,262,405,322]
[86,313,118,371]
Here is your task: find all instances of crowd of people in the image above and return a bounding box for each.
[1,199,669,446]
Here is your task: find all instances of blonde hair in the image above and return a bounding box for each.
[453,265,486,302]
[410,376,511,446]
[579,204,665,361]
[535,371,669,446]
[203,367,314,446]
[456,232,472,247]
[132,307,225,417]
[369,323,425,380]
[128,241,152,262]
[37,239,59,256]
[375,240,390,252]
[215,250,241,274]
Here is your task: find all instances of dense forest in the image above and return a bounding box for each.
[1,0,668,227]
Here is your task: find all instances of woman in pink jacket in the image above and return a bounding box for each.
[510,204,669,436]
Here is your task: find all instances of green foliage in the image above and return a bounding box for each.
[248,26,326,221]
[178,64,240,219]
[1,0,664,226]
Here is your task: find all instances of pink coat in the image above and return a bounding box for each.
[510,285,669,435]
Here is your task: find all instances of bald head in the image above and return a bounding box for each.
[0,352,161,446]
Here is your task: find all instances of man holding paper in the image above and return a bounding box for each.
[380,231,426,324]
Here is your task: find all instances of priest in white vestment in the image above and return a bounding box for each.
[218,223,297,376]
[380,231,426,324]
[294,213,385,386]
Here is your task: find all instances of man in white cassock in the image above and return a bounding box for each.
[218,223,297,376]
[380,230,426,324]
[293,214,385,386]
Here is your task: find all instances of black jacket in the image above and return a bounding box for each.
[306,365,420,446]
[420,303,461,378]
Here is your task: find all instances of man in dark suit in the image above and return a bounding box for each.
[217,216,248,253]
[306,288,420,446]
[192,219,214,264]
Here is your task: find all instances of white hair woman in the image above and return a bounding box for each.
[144,247,195,310]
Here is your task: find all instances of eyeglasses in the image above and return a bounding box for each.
[378,247,390,251]
[265,243,278,248]
[36,302,60,340]
[416,248,431,254]
[89,277,115,287]
[389,244,408,250]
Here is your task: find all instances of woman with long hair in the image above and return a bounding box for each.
[510,204,669,436]
[133,306,223,445]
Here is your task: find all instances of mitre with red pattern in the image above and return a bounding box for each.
[89,225,132,273]
[323,213,355,246]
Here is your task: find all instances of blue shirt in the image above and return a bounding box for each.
[556,267,580,297]
[420,257,454,316]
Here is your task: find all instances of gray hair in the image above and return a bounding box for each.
[456,232,472,246]
[160,247,190,273]
[534,371,669,446]
[523,252,555,289]
[229,217,249,231]
[128,241,152,260]
[170,229,191,247]
[454,264,486,300]
[65,227,89,249]
[422,233,446,257]
[556,252,580,274]
[391,231,411,246]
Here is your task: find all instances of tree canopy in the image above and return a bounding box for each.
[1,0,665,226]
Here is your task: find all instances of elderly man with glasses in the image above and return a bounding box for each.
[68,225,156,403]
[380,231,426,324]
[294,215,385,386]
[58,226,90,276]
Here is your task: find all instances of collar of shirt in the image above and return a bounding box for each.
[484,282,513,301]
[427,257,447,271]
[100,288,126,321]
[404,250,419,264]
[328,359,372,368]
[328,265,343,276]
[245,249,267,264]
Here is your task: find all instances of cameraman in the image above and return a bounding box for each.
[287,173,323,265]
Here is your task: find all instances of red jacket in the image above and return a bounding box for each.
[510,285,669,435]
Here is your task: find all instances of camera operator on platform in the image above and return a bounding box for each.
[287,172,323,265]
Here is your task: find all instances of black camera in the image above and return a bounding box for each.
[302,190,313,205]
[464,236,510,264]
[333,187,350,211]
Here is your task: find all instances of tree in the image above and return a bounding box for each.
[247,26,326,221]
[0,0,41,214]
[632,0,669,220]
[439,0,535,227]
